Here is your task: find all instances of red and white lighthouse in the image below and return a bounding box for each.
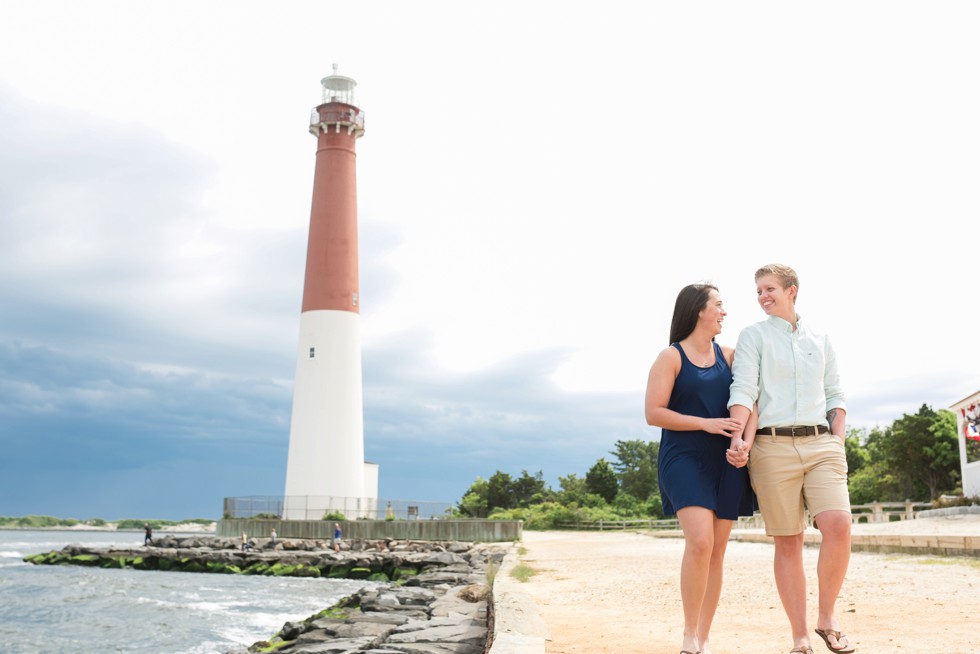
[283,66,378,519]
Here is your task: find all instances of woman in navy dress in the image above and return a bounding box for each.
[645,283,756,654]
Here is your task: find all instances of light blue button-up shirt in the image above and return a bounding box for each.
[728,314,846,428]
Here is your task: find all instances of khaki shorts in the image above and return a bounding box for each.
[748,431,851,536]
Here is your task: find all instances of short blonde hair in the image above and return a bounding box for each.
[755,264,799,302]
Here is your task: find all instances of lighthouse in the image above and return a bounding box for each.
[283,66,378,520]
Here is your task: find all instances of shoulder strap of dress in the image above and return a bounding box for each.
[713,341,731,370]
[671,342,690,366]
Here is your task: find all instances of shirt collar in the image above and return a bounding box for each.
[767,313,801,333]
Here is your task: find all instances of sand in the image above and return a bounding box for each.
[516,515,980,654]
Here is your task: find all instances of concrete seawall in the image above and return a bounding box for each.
[220,518,523,543]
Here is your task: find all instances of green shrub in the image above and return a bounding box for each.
[644,495,664,518]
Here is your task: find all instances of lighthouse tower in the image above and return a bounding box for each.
[283,67,378,520]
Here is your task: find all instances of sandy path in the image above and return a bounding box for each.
[517,516,980,654]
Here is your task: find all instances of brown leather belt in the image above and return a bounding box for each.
[756,425,829,437]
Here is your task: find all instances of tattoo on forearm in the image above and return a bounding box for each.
[826,408,838,427]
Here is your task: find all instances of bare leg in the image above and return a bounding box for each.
[815,510,853,651]
[676,506,715,654]
[773,533,810,650]
[696,518,734,654]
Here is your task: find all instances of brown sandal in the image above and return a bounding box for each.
[790,648,813,654]
[815,628,855,653]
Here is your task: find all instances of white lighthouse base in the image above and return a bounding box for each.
[283,310,374,520]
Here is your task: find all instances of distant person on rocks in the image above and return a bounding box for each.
[270,528,277,543]
[727,264,854,654]
[241,531,252,552]
[645,282,757,654]
[333,523,342,552]
[143,523,152,546]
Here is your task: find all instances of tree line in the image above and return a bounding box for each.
[456,404,972,528]
[0,516,214,529]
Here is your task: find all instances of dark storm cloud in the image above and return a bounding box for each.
[0,333,645,518]
[0,88,294,519]
[362,332,645,502]
[0,341,292,519]
[0,86,648,519]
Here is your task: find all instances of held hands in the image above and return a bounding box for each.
[702,417,743,437]
[726,437,750,468]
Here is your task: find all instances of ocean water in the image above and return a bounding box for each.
[0,529,379,654]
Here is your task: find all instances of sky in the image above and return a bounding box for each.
[1,1,978,521]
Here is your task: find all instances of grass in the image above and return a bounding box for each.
[510,563,536,583]
[884,554,980,571]
[915,557,980,571]
[485,560,501,587]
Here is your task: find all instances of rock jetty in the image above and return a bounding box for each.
[25,535,507,654]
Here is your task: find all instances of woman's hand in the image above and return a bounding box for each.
[726,437,750,468]
[701,417,743,437]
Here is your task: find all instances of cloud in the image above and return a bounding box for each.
[0,331,646,519]
[0,86,312,373]
[3,4,980,522]
[0,341,291,519]
[362,331,647,502]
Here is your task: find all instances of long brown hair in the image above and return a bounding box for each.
[669,283,718,344]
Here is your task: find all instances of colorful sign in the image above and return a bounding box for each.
[962,403,980,464]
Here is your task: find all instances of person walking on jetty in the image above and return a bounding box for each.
[645,282,756,654]
[727,264,855,654]
[333,523,342,552]
[143,523,152,546]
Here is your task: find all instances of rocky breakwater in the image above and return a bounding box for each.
[26,535,507,654]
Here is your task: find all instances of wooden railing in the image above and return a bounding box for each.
[555,514,766,531]
[849,501,932,523]
[555,502,935,532]
[554,518,679,531]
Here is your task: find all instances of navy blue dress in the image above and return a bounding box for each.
[658,342,756,520]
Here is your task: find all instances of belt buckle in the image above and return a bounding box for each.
[792,426,809,437]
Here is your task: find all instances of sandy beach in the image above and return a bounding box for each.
[516,515,980,654]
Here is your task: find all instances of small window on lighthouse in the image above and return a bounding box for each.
[309,347,315,359]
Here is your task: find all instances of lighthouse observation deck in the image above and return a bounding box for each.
[310,65,365,137]
[309,105,364,136]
